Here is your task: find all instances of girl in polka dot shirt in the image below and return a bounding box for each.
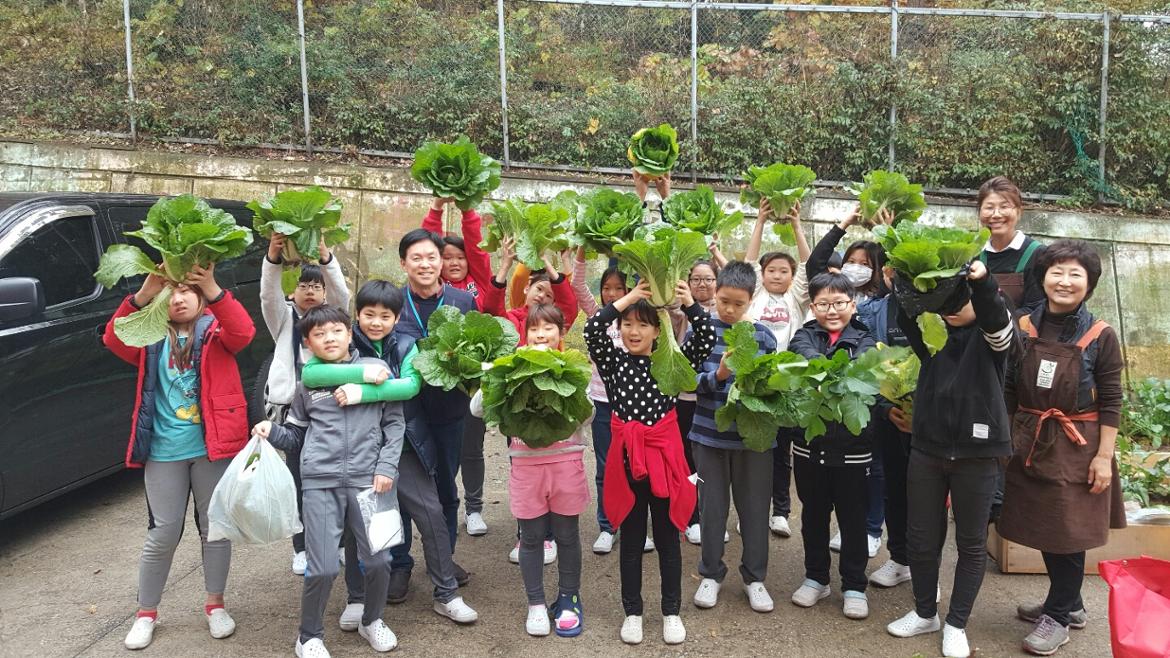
[584,279,715,646]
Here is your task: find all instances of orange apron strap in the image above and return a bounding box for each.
[1018,314,1038,338]
[1019,406,1098,467]
[1075,320,1109,350]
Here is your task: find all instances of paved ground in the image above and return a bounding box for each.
[1,439,1114,658]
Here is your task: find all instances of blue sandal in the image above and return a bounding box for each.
[552,592,583,638]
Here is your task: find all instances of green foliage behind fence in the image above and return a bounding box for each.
[0,0,1167,211]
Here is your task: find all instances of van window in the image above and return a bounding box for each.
[0,216,100,307]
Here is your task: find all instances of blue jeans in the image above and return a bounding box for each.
[866,441,885,538]
[591,400,614,533]
[391,418,465,572]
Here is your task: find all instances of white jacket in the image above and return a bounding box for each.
[260,256,350,407]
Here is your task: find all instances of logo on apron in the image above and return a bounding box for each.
[1036,359,1058,389]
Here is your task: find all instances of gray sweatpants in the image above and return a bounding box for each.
[396,450,460,603]
[518,513,581,605]
[139,457,231,609]
[693,442,773,584]
[300,487,392,643]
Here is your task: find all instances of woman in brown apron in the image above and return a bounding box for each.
[976,176,1046,311]
[998,240,1125,656]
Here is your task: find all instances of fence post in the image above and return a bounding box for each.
[690,0,699,183]
[121,0,137,141]
[887,0,898,171]
[296,0,313,155]
[498,0,511,170]
[1097,11,1111,203]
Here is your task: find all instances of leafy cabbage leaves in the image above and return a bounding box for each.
[661,185,744,238]
[247,186,350,264]
[612,226,710,396]
[872,222,990,292]
[566,188,645,258]
[847,169,927,227]
[94,194,253,347]
[627,123,680,178]
[716,321,917,443]
[480,198,573,271]
[411,136,502,210]
[740,163,816,246]
[412,306,519,394]
[481,347,594,447]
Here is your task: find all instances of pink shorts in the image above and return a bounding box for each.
[509,458,591,520]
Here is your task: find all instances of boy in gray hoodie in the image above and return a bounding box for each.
[253,304,404,658]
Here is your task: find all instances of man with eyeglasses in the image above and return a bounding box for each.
[260,233,354,589]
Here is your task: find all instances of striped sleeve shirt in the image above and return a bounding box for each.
[686,318,778,450]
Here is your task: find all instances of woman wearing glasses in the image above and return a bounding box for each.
[669,259,720,544]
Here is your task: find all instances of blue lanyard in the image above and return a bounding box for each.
[406,289,444,337]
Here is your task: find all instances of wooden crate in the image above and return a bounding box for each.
[988,523,1170,575]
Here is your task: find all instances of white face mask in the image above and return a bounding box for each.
[841,263,873,288]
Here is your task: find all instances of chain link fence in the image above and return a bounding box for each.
[504,1,692,170]
[1,0,1168,209]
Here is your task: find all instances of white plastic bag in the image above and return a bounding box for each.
[208,435,303,544]
[356,487,403,553]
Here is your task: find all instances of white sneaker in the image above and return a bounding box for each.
[685,524,702,545]
[791,579,831,607]
[693,578,720,608]
[842,591,869,619]
[358,619,397,652]
[829,531,842,552]
[509,542,520,564]
[869,559,912,587]
[662,615,686,644]
[295,637,332,658]
[465,512,488,537]
[206,608,236,639]
[434,596,479,624]
[338,602,364,631]
[292,551,307,575]
[942,623,971,657]
[620,615,643,644]
[124,616,156,650]
[868,534,883,558]
[886,610,941,637]
[526,605,550,636]
[643,536,655,553]
[769,516,791,537]
[744,582,774,613]
[544,540,557,565]
[338,547,346,566]
[593,531,615,554]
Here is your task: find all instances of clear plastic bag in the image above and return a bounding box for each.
[208,435,303,544]
[356,486,403,553]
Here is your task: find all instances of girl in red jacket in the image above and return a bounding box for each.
[103,264,255,651]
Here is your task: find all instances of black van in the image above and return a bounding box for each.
[0,192,274,520]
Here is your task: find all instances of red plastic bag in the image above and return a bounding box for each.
[1099,556,1170,658]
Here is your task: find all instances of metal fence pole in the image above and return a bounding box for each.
[296,0,313,155]
[122,0,137,141]
[690,0,698,183]
[1097,11,1111,203]
[498,0,511,169]
[887,0,898,171]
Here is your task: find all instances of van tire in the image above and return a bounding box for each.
[248,353,273,427]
